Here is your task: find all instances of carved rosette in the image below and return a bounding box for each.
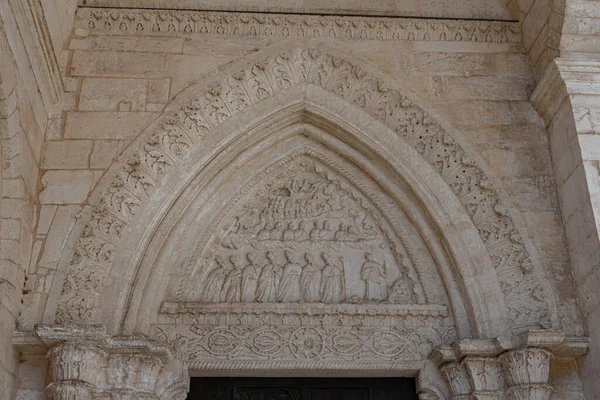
[499,348,553,400]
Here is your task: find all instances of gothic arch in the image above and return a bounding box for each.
[49,46,556,341]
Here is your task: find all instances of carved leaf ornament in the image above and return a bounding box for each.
[57,48,550,333]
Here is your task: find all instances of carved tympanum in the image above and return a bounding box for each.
[57,47,550,335]
[192,159,416,305]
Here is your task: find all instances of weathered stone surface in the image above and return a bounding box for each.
[64,111,156,139]
[4,1,600,399]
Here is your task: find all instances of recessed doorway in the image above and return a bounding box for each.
[187,377,418,399]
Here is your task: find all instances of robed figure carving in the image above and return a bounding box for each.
[361,252,387,301]
[241,253,261,302]
[201,256,229,302]
[277,250,303,302]
[300,253,322,302]
[320,252,345,303]
[222,255,244,302]
[256,251,282,302]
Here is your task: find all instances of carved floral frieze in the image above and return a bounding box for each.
[152,302,455,371]
[76,8,521,44]
[57,47,550,334]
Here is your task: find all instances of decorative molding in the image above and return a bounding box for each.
[32,325,189,400]
[152,302,455,371]
[75,7,521,44]
[431,330,589,400]
[56,47,550,333]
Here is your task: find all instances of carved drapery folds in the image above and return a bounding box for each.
[34,325,189,400]
[431,330,589,400]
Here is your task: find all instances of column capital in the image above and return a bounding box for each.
[31,324,189,400]
[431,330,588,400]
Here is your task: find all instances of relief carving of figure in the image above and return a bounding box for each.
[320,252,346,303]
[256,251,282,302]
[300,253,322,302]
[241,253,262,302]
[293,220,309,242]
[201,256,229,302]
[277,250,303,302]
[361,252,388,302]
[222,255,244,302]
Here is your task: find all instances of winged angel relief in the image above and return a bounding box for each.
[194,159,418,305]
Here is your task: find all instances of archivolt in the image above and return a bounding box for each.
[55,47,551,333]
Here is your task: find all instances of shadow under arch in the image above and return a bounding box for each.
[51,46,553,339]
[97,86,509,340]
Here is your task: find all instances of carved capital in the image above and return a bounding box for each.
[46,342,106,399]
[439,362,471,400]
[462,357,505,399]
[499,348,553,400]
[46,380,95,400]
[37,325,180,399]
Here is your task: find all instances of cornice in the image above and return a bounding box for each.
[75,7,521,44]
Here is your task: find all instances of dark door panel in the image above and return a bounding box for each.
[188,377,418,400]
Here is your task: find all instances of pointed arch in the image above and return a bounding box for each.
[49,46,555,338]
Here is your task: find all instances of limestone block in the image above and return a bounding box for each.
[64,111,157,139]
[37,205,82,269]
[429,76,534,101]
[37,205,58,235]
[557,163,591,221]
[522,0,551,50]
[79,78,148,111]
[1,218,20,240]
[39,170,95,204]
[165,53,243,95]
[69,35,184,53]
[147,78,171,104]
[45,118,62,140]
[90,140,119,169]
[70,50,165,78]
[412,52,495,77]
[42,140,93,169]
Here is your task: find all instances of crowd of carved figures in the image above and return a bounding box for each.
[201,250,391,304]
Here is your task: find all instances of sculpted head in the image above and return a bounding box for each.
[285,250,294,262]
[246,253,255,263]
[365,252,373,261]
[305,253,314,264]
[321,252,332,263]
[230,255,242,268]
[266,251,276,263]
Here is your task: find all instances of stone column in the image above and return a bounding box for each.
[46,342,105,400]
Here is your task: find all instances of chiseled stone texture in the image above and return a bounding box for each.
[0,1,598,399]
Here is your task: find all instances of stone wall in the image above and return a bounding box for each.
[2,2,599,399]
